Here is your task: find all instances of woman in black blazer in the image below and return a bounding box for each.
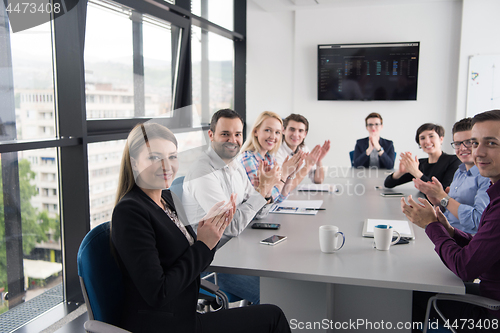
[384,123,460,189]
[111,123,291,333]
[353,113,395,169]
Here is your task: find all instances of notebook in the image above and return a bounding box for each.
[362,219,415,239]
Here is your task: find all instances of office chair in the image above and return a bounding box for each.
[169,176,248,307]
[169,176,185,200]
[78,221,229,332]
[422,292,500,333]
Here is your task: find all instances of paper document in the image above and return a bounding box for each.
[362,219,415,239]
[297,183,338,192]
[270,200,324,215]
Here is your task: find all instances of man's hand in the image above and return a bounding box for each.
[434,205,455,237]
[317,140,330,163]
[400,195,437,229]
[304,145,321,169]
[413,177,447,199]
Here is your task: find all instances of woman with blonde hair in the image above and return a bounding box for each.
[111,122,292,333]
[240,111,304,203]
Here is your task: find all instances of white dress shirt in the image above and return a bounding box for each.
[275,141,316,182]
[183,147,271,241]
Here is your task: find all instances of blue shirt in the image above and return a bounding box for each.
[445,164,490,234]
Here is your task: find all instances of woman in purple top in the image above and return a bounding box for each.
[402,110,500,332]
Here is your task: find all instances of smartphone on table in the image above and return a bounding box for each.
[251,223,280,230]
[380,192,404,197]
[260,235,287,246]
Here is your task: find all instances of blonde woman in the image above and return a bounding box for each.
[240,111,304,203]
[111,122,292,333]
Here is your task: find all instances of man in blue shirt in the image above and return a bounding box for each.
[413,118,490,233]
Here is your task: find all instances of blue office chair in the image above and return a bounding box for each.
[78,221,229,332]
[77,221,130,332]
[169,176,185,200]
[349,150,355,167]
[422,291,500,333]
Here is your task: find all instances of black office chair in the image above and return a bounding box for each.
[77,221,229,332]
[422,292,500,333]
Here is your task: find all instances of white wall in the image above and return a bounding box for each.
[247,0,463,168]
[455,0,500,120]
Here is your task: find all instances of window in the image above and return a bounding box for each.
[0,0,245,330]
[0,150,62,322]
[191,0,234,31]
[191,27,234,125]
[88,140,125,229]
[85,1,134,119]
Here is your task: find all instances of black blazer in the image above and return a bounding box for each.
[353,137,395,169]
[111,185,214,333]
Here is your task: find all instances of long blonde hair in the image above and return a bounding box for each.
[241,111,283,155]
[115,123,178,205]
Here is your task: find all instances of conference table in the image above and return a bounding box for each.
[209,168,465,332]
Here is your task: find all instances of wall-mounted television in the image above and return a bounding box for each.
[318,42,420,101]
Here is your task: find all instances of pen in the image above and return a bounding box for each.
[305,208,326,210]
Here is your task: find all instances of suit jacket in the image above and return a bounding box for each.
[111,185,214,333]
[353,137,395,169]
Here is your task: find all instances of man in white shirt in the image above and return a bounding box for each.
[275,114,330,186]
[183,109,279,304]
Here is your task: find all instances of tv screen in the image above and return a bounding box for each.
[318,42,420,101]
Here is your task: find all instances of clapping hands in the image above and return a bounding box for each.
[197,194,237,250]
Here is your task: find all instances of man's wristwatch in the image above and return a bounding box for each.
[377,147,384,153]
[440,195,451,208]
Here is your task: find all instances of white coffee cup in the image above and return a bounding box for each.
[319,225,345,253]
[373,224,401,251]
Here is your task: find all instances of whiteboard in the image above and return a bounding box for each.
[466,54,500,118]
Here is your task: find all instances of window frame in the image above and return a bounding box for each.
[0,1,246,330]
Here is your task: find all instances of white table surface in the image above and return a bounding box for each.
[209,170,465,331]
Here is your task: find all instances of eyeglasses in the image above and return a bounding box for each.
[451,140,472,149]
[366,124,381,128]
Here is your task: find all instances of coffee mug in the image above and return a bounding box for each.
[319,225,345,253]
[373,224,401,251]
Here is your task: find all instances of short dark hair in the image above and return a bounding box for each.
[283,114,309,132]
[365,112,383,126]
[471,109,500,127]
[415,123,445,144]
[452,118,473,135]
[210,109,244,133]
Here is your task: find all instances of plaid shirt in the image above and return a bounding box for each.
[239,150,287,203]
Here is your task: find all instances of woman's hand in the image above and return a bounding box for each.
[369,134,381,152]
[257,160,280,197]
[281,151,305,179]
[197,195,236,250]
[399,152,423,179]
